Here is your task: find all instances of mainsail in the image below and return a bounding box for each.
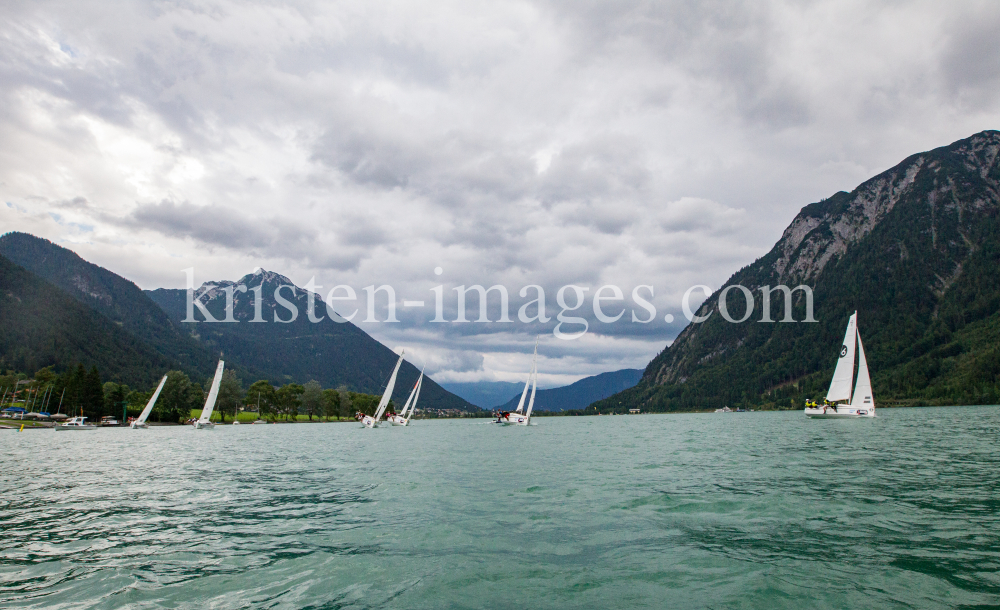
[199,361,225,423]
[850,332,874,410]
[137,375,168,425]
[826,312,857,402]
[399,369,423,418]
[373,351,404,422]
[403,371,423,424]
[524,359,538,419]
[514,339,539,413]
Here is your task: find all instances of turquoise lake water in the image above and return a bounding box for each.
[2,407,999,609]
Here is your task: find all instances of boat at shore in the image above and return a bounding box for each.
[194,361,225,430]
[358,351,404,428]
[56,416,97,431]
[805,311,876,419]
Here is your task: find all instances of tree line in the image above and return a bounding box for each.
[1,364,391,423]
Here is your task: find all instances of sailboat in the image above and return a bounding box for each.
[805,311,876,418]
[387,368,423,426]
[497,339,538,426]
[131,375,168,429]
[359,351,404,428]
[194,361,225,429]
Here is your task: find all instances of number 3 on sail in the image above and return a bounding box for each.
[804,311,876,419]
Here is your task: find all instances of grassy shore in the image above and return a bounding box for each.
[0,418,53,428]
[188,410,355,423]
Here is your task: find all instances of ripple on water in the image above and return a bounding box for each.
[1,407,999,609]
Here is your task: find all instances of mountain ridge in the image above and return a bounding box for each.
[594,129,1000,412]
[146,272,477,411]
[495,368,644,411]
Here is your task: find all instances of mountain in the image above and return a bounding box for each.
[496,368,644,411]
[0,232,217,379]
[439,380,531,409]
[146,271,477,411]
[0,253,173,386]
[594,130,1000,413]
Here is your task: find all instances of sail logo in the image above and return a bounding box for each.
[840,345,848,357]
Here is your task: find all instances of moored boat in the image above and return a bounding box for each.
[56,416,97,430]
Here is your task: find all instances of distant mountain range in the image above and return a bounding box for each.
[443,368,643,411]
[0,233,474,410]
[595,130,1000,412]
[439,380,528,409]
[492,369,643,411]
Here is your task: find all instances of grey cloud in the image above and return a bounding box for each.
[127,200,315,250]
[940,10,1000,106]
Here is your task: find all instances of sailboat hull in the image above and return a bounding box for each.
[497,413,530,425]
[193,421,215,429]
[386,415,408,426]
[130,422,149,429]
[804,407,874,418]
[360,415,378,428]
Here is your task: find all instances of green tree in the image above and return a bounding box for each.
[337,386,352,419]
[158,370,193,423]
[215,370,243,423]
[275,383,304,421]
[245,380,276,420]
[103,382,128,422]
[302,380,322,421]
[322,388,340,420]
[81,366,104,420]
[349,391,379,416]
[34,366,58,388]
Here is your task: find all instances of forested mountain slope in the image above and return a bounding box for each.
[0,254,172,386]
[0,232,216,379]
[594,130,1000,412]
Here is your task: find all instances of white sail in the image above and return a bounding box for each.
[514,339,538,413]
[373,351,404,422]
[514,372,530,413]
[137,375,168,425]
[524,362,538,419]
[399,370,422,417]
[850,332,874,410]
[825,312,857,402]
[199,361,225,423]
[404,373,423,424]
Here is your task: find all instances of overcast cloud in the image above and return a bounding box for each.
[2,0,999,385]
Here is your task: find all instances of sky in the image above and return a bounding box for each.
[2,0,999,386]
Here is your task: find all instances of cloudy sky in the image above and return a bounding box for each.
[2,0,999,385]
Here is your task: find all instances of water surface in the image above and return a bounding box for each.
[2,407,999,609]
